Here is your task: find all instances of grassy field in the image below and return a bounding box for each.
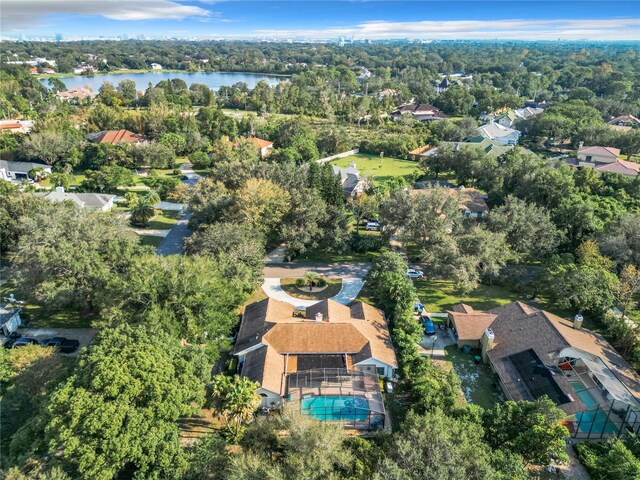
[331,153,420,185]
[294,249,382,263]
[280,278,343,300]
[414,279,523,313]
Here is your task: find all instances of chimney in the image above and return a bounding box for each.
[481,328,495,362]
[574,314,584,330]
[315,312,323,323]
[55,186,65,193]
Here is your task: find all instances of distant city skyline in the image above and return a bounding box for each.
[2,1,640,42]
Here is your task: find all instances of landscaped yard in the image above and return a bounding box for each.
[436,345,504,409]
[0,282,97,328]
[294,248,383,264]
[138,235,164,247]
[145,209,180,229]
[331,153,420,185]
[414,279,523,313]
[280,278,343,300]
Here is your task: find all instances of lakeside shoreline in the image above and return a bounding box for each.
[36,69,292,80]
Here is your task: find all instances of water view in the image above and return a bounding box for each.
[41,71,285,92]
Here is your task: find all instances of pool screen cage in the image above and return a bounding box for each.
[285,367,387,430]
[552,347,640,439]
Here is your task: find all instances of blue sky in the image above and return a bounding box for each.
[3,1,640,40]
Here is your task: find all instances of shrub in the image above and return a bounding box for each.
[350,234,384,253]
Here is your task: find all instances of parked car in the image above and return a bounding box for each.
[2,332,21,349]
[384,381,394,394]
[406,268,424,279]
[60,339,80,354]
[12,337,39,348]
[41,337,67,347]
[365,222,380,231]
[423,317,437,336]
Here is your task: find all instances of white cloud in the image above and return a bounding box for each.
[253,18,640,41]
[2,0,211,31]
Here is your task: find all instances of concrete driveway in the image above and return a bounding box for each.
[261,277,364,310]
[263,262,370,279]
[13,327,97,356]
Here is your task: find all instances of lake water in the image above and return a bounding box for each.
[41,71,285,92]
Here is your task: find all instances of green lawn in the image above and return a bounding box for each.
[145,210,180,230]
[0,282,97,328]
[280,278,343,300]
[331,153,419,185]
[439,345,504,409]
[414,279,523,313]
[139,235,164,247]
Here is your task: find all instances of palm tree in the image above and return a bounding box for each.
[129,191,160,227]
[210,374,260,441]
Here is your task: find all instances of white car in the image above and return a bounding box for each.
[406,268,424,279]
[365,222,380,231]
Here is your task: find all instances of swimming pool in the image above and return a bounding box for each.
[301,395,370,422]
[571,382,619,435]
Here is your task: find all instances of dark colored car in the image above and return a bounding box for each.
[60,339,80,354]
[41,337,67,347]
[423,317,437,336]
[2,332,21,349]
[12,337,40,348]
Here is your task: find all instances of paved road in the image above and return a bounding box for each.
[156,212,192,255]
[156,163,200,256]
[263,262,370,279]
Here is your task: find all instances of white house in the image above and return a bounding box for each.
[0,160,51,182]
[477,122,521,146]
[332,163,367,196]
[0,119,35,134]
[37,189,116,211]
[150,63,163,70]
[0,307,22,336]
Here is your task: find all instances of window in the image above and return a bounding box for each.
[376,367,386,377]
[586,155,592,161]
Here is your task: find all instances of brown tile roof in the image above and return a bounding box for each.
[236,299,397,394]
[594,159,639,177]
[232,137,273,149]
[452,303,475,314]
[448,311,497,341]
[264,323,368,354]
[91,129,147,144]
[0,123,22,130]
[578,146,620,158]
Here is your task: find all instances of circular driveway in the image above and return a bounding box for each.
[261,277,365,310]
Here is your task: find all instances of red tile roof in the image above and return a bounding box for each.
[578,146,620,158]
[0,123,22,130]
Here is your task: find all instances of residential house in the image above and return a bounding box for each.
[563,146,639,178]
[390,103,448,122]
[150,63,163,70]
[72,64,97,74]
[29,67,38,75]
[86,129,148,145]
[0,307,22,336]
[36,189,116,211]
[231,137,273,159]
[0,119,34,134]
[411,185,489,219]
[332,163,367,196]
[56,87,96,102]
[447,301,640,440]
[234,298,396,428]
[607,115,640,127]
[495,107,544,128]
[42,68,56,74]
[523,100,549,110]
[378,88,398,100]
[477,122,521,146]
[0,160,51,182]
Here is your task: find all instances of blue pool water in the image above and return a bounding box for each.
[301,395,370,421]
[571,382,619,435]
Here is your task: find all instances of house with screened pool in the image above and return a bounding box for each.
[233,298,397,430]
[448,301,640,440]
